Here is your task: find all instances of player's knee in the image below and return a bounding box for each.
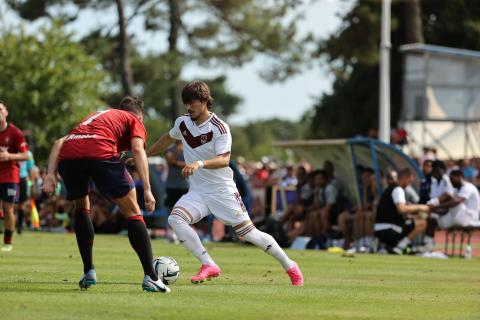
[168,213,189,228]
[415,219,427,230]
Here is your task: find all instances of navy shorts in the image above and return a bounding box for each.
[58,158,134,200]
[0,183,20,204]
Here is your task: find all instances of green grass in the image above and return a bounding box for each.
[0,232,479,320]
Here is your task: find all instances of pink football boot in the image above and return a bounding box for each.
[191,264,221,284]
[286,261,304,286]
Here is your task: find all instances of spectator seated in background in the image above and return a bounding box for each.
[339,167,378,251]
[319,164,351,247]
[422,160,455,250]
[374,168,430,254]
[428,170,480,229]
[419,160,433,204]
[280,169,316,242]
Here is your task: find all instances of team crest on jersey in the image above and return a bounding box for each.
[200,134,208,144]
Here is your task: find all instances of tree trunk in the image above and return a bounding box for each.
[167,0,182,120]
[404,0,424,44]
[115,0,135,96]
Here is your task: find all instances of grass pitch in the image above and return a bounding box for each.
[0,232,479,320]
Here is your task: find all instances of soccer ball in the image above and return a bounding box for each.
[153,256,180,285]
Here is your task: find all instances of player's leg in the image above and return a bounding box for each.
[111,189,158,279]
[0,183,19,252]
[89,158,170,292]
[70,195,97,289]
[393,219,427,254]
[92,159,168,292]
[208,192,303,286]
[58,160,95,279]
[167,192,220,283]
[2,201,15,251]
[72,196,94,274]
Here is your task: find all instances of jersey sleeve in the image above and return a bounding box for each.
[128,115,147,144]
[325,184,338,204]
[169,117,183,140]
[214,124,232,155]
[392,186,406,204]
[15,129,28,153]
[456,184,473,201]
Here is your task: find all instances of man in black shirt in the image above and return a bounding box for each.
[374,169,430,254]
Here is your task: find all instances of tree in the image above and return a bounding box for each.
[6,0,138,96]
[139,0,312,120]
[231,118,305,160]
[309,0,480,139]
[0,23,106,161]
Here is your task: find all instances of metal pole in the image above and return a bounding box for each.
[379,0,391,143]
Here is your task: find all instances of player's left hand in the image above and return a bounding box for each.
[143,189,156,212]
[42,173,57,195]
[0,151,11,161]
[182,162,199,177]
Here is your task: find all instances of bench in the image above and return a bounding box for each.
[444,223,480,257]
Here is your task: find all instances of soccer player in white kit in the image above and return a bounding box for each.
[148,81,303,286]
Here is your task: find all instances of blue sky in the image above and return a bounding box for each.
[1,0,353,125]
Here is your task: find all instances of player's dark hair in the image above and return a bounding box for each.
[432,160,446,171]
[423,159,433,166]
[0,100,6,108]
[181,81,213,109]
[117,96,144,115]
[398,168,412,178]
[450,169,464,178]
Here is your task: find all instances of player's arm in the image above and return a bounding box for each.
[430,196,464,211]
[131,137,156,212]
[0,150,29,161]
[42,136,66,194]
[165,149,186,168]
[182,152,230,177]
[396,203,430,215]
[147,133,176,157]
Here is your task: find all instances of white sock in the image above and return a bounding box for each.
[168,214,215,265]
[237,224,294,270]
[396,237,410,249]
[424,236,435,245]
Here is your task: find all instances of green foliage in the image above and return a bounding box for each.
[310,0,480,139]
[0,23,106,161]
[231,118,305,160]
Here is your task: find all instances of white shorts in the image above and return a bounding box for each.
[438,203,476,229]
[173,190,250,226]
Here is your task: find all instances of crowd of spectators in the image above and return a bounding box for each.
[3,141,480,256]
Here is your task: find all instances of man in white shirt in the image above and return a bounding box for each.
[423,160,455,249]
[429,160,454,202]
[429,170,480,228]
[148,81,303,286]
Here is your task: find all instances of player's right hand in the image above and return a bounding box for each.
[42,173,57,195]
[144,189,156,212]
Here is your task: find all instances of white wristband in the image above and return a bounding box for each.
[196,160,205,168]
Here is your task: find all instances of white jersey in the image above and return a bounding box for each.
[455,181,480,220]
[430,174,454,199]
[169,113,237,194]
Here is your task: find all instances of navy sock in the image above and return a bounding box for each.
[74,209,95,274]
[127,215,158,281]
